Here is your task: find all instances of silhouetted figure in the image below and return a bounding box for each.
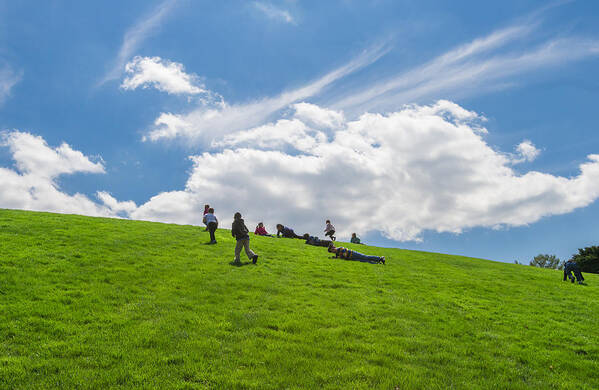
[563,260,584,284]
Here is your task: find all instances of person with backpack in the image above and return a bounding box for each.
[232,212,259,264]
[327,243,385,265]
[324,220,336,241]
[202,207,218,244]
[563,260,584,284]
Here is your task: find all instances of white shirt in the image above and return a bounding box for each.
[203,213,217,224]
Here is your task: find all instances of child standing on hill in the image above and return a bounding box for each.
[350,233,361,244]
[203,207,218,244]
[324,220,336,241]
[232,212,259,264]
[203,204,210,231]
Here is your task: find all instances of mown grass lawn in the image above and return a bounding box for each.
[0,209,597,389]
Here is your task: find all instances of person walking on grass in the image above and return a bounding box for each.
[203,207,218,244]
[328,243,385,265]
[563,260,585,284]
[232,212,259,264]
[324,219,336,241]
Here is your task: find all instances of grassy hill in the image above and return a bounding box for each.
[0,209,597,389]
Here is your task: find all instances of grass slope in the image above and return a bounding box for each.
[0,209,598,389]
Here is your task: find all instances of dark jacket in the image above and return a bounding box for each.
[232,218,250,240]
[563,260,580,281]
[277,226,295,238]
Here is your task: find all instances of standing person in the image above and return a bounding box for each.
[276,224,304,239]
[232,212,259,264]
[254,222,273,237]
[324,220,336,241]
[328,243,385,265]
[203,204,210,231]
[350,233,361,244]
[563,260,585,284]
[203,207,218,244]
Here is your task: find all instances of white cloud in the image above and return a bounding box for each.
[0,64,22,105]
[512,140,541,164]
[143,44,389,142]
[100,0,177,85]
[0,131,133,217]
[332,27,599,114]
[96,191,138,215]
[121,56,206,95]
[253,2,296,25]
[128,101,599,241]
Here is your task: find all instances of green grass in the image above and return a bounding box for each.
[0,209,597,389]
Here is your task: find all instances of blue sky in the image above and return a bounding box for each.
[1,0,598,263]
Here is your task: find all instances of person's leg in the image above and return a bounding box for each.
[208,222,217,242]
[350,251,381,264]
[234,240,243,263]
[575,269,584,282]
[243,238,256,259]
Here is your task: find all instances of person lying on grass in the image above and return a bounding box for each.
[203,207,218,244]
[303,234,332,247]
[254,222,273,237]
[276,224,304,239]
[327,243,385,265]
[232,212,258,264]
[563,260,584,284]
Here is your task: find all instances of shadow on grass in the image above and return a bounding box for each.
[229,261,253,267]
[203,242,217,245]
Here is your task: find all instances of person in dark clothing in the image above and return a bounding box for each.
[232,212,258,264]
[327,243,385,265]
[276,224,304,239]
[304,234,332,247]
[203,207,218,244]
[563,260,584,284]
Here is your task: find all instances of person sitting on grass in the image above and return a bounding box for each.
[254,222,273,237]
[327,243,385,265]
[324,219,336,241]
[232,212,258,264]
[276,224,304,239]
[350,233,362,244]
[202,207,218,244]
[563,260,584,284]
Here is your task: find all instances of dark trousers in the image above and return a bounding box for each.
[573,269,584,282]
[325,230,335,238]
[208,222,217,242]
